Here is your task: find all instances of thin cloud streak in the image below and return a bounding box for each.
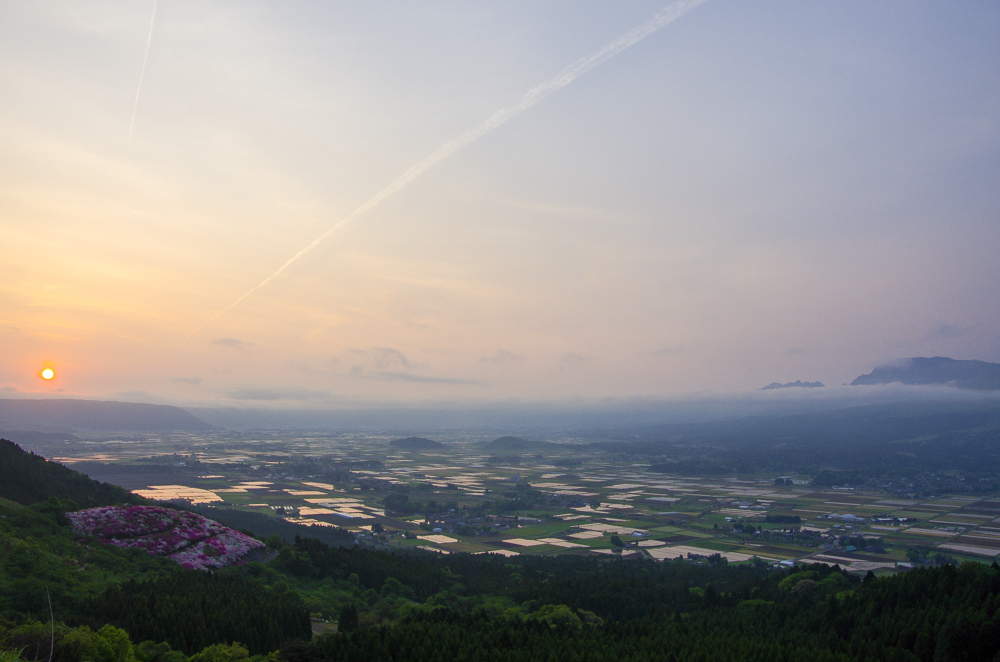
[185,0,709,340]
[128,0,157,143]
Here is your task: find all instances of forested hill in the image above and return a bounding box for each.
[0,495,311,658]
[317,561,1000,662]
[0,438,144,508]
[8,523,1000,662]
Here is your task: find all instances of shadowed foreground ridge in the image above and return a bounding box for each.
[0,438,144,508]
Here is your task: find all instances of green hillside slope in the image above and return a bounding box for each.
[0,439,145,508]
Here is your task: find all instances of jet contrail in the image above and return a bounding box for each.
[187,0,707,339]
[128,0,158,143]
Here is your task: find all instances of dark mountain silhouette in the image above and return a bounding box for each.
[761,380,825,390]
[851,357,1000,390]
[0,438,144,507]
[0,398,214,432]
[389,436,444,450]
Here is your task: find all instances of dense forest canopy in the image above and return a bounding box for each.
[0,439,145,508]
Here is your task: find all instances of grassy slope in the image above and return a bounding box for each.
[0,497,176,622]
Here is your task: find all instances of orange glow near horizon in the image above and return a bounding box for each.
[40,367,55,380]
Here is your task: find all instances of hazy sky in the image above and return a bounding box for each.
[2,1,998,406]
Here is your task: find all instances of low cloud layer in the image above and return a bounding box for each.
[558,353,587,373]
[481,350,523,364]
[226,387,332,402]
[370,371,482,385]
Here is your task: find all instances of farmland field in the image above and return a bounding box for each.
[29,429,1000,572]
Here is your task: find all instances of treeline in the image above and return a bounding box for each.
[312,562,1000,662]
[316,608,842,662]
[82,573,311,655]
[764,514,801,524]
[271,536,776,622]
[188,506,353,548]
[0,439,144,509]
[1,621,259,662]
[9,557,1000,662]
[273,539,452,602]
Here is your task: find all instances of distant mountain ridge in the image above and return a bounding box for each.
[851,357,1000,391]
[0,398,214,432]
[761,380,825,390]
[0,429,80,445]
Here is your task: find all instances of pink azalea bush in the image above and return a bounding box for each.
[67,505,265,571]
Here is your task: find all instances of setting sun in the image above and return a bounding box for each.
[40,367,54,380]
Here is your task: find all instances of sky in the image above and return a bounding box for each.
[1,1,998,407]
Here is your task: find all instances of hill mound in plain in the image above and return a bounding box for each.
[389,436,444,450]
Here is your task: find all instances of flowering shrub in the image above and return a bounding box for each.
[67,505,265,571]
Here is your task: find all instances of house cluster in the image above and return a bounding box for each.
[820,513,866,524]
